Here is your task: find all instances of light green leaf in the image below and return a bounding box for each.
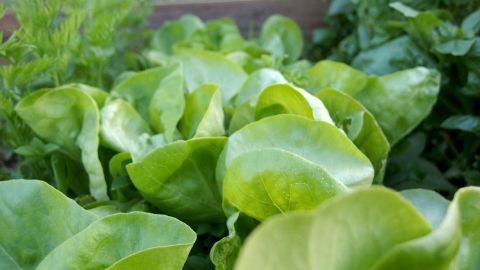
[255,84,333,124]
[67,83,108,108]
[108,152,133,194]
[316,88,389,184]
[235,211,315,270]
[233,68,287,107]
[228,101,256,134]
[149,66,185,141]
[209,212,257,270]
[261,34,284,61]
[400,189,450,230]
[112,65,182,131]
[37,212,196,270]
[281,59,312,87]
[206,17,245,52]
[453,187,480,269]
[127,137,227,223]
[307,60,369,96]
[260,15,304,63]
[180,84,225,139]
[217,114,373,197]
[113,71,136,87]
[224,148,347,221]
[151,15,206,55]
[172,49,247,104]
[15,87,108,201]
[100,99,155,160]
[234,188,432,270]
[0,180,98,270]
[210,212,242,270]
[225,51,265,74]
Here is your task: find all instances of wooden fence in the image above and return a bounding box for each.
[0,0,328,40]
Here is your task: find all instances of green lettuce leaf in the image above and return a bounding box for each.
[218,114,373,220]
[0,180,97,270]
[255,84,333,124]
[180,84,225,139]
[453,188,480,269]
[150,15,206,55]
[316,88,389,184]
[172,49,247,105]
[37,213,196,270]
[100,99,157,160]
[206,18,245,52]
[15,87,108,201]
[71,83,109,108]
[210,212,257,270]
[127,137,227,223]
[112,65,185,142]
[232,68,287,107]
[228,101,256,135]
[230,83,334,135]
[400,189,450,230]
[260,15,304,63]
[307,60,368,96]
[223,148,347,221]
[148,66,185,141]
[210,213,241,270]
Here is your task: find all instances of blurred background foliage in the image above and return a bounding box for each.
[308,0,480,197]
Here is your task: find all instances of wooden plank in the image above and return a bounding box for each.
[0,13,18,38]
[1,0,328,40]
